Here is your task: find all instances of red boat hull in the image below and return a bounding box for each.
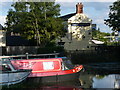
[11,58,83,78]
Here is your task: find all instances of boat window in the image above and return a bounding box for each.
[62,63,69,70]
[49,55,56,58]
[28,55,55,59]
[1,64,11,71]
[12,57,26,60]
[62,58,74,69]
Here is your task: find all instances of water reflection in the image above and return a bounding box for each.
[79,63,120,89]
[114,75,120,88]
[3,77,82,89]
[93,74,119,88]
[80,74,120,89]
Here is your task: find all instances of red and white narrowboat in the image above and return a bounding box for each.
[9,54,83,82]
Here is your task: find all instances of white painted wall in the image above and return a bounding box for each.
[0,30,6,47]
[60,13,93,51]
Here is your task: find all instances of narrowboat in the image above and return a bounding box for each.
[0,57,32,86]
[9,53,83,82]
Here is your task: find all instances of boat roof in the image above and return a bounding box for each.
[0,53,60,59]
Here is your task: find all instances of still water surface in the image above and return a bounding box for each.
[3,62,120,89]
[80,62,120,89]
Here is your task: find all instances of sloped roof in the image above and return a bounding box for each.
[60,13,76,21]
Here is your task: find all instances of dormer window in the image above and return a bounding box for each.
[82,35,85,39]
[71,23,90,26]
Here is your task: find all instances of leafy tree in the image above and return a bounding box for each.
[5,1,65,46]
[104,0,120,31]
[92,28,110,44]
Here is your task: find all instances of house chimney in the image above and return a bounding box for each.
[76,3,83,14]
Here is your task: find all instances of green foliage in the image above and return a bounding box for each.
[107,41,119,46]
[92,28,120,46]
[92,28,110,44]
[104,0,120,31]
[5,1,65,46]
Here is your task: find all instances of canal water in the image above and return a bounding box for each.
[80,62,120,89]
[2,62,120,89]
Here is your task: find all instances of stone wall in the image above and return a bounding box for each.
[4,46,40,55]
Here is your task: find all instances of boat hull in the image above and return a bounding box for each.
[11,57,83,83]
[27,71,81,83]
[0,69,31,86]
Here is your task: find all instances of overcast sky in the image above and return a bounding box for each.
[0,0,118,33]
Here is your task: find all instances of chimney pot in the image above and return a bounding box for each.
[76,2,83,14]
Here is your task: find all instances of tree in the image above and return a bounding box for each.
[104,0,120,31]
[5,1,65,46]
[92,27,110,44]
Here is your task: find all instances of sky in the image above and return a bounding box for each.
[0,0,118,33]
